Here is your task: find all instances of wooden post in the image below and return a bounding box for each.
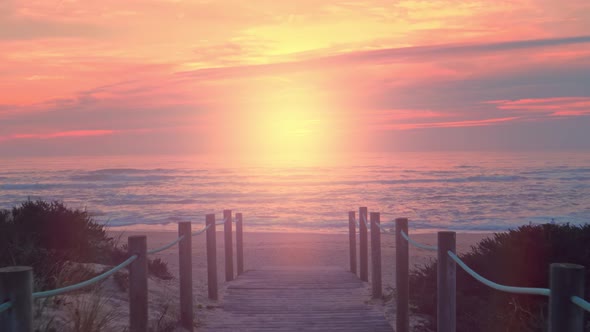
[395,218,409,332]
[236,213,244,275]
[178,222,193,331]
[128,235,148,332]
[437,231,456,332]
[224,210,234,281]
[206,214,218,300]
[549,263,585,332]
[0,266,33,332]
[348,211,357,274]
[370,212,382,298]
[359,207,369,282]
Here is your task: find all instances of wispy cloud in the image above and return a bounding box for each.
[375,116,520,131]
[175,35,590,81]
[327,36,590,64]
[489,97,590,116]
[0,129,116,142]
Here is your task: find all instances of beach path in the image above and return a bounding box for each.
[201,266,393,331]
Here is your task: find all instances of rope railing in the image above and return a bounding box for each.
[376,221,394,234]
[400,230,438,251]
[0,213,241,330]
[352,215,359,228]
[35,222,213,297]
[216,217,229,225]
[192,223,211,236]
[447,251,551,296]
[0,301,11,313]
[571,296,590,312]
[0,252,140,313]
[147,235,185,255]
[147,223,210,255]
[361,213,370,230]
[33,255,139,299]
[347,209,590,332]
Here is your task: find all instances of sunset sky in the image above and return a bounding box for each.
[1,0,589,160]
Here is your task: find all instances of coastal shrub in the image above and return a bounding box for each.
[110,243,174,281]
[0,200,172,291]
[149,258,174,280]
[409,223,590,332]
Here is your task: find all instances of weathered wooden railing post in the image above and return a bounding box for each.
[359,207,369,282]
[128,235,148,332]
[0,266,33,332]
[224,210,234,281]
[348,211,357,274]
[178,222,193,331]
[549,263,585,332]
[395,217,409,332]
[236,213,244,275]
[370,212,382,298]
[437,231,456,332]
[206,214,218,300]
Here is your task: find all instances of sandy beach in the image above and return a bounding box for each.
[97,229,491,330]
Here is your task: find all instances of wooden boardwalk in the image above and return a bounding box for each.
[202,266,393,331]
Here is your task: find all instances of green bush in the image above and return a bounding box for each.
[409,223,590,332]
[148,258,173,280]
[1,200,109,260]
[0,200,172,291]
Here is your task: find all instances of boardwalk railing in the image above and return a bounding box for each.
[347,207,590,332]
[0,210,245,332]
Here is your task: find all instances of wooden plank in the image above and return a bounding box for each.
[202,266,393,332]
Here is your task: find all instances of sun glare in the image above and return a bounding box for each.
[264,107,319,149]
[241,81,340,165]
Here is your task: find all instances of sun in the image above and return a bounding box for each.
[220,74,354,166]
[243,83,334,165]
[265,107,320,148]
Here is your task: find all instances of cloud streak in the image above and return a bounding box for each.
[375,117,521,131]
[0,129,116,142]
[175,35,590,81]
[489,97,590,116]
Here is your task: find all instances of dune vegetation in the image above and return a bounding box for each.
[0,199,172,292]
[409,223,590,331]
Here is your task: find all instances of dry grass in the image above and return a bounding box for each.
[66,288,120,332]
[149,300,180,332]
[32,262,121,332]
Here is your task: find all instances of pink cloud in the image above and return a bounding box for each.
[368,109,447,122]
[488,97,590,116]
[0,126,209,144]
[365,108,519,131]
[375,116,520,131]
[2,129,115,141]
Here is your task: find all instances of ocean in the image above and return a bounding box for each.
[0,151,589,233]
